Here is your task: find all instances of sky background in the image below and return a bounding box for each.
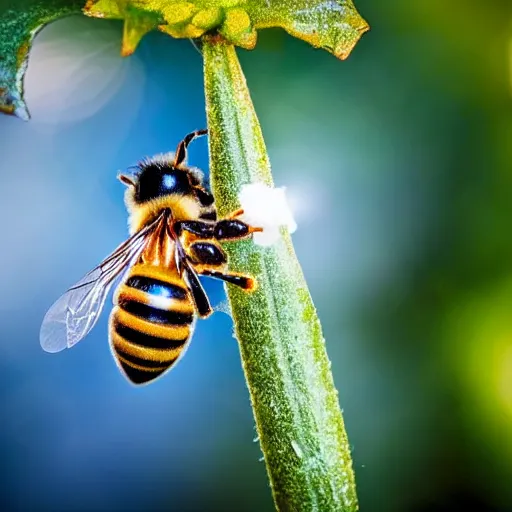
[0,1,511,510]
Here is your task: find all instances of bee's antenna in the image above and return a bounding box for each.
[174,129,208,167]
[118,173,136,187]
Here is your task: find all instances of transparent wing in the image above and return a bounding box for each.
[40,216,163,353]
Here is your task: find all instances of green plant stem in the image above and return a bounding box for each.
[203,39,358,512]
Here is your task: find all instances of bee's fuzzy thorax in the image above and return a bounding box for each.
[124,187,201,234]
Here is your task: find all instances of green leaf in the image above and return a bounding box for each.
[1,0,367,118]
[85,0,368,58]
[0,0,83,119]
[249,0,370,60]
[203,39,358,511]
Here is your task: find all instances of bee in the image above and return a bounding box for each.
[40,129,262,385]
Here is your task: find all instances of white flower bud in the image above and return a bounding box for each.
[238,183,297,247]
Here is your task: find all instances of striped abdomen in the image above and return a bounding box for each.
[109,264,195,385]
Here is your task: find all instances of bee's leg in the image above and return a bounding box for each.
[182,262,213,318]
[226,208,246,219]
[198,207,217,221]
[188,241,227,267]
[174,220,215,238]
[174,129,208,167]
[174,213,262,241]
[198,269,256,291]
[214,217,263,241]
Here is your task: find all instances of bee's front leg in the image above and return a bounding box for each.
[187,241,227,267]
[173,220,215,238]
[214,209,263,241]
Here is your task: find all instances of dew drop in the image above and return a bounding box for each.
[291,440,303,459]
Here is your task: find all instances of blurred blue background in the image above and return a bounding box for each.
[0,1,512,510]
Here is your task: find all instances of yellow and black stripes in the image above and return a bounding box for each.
[109,265,195,385]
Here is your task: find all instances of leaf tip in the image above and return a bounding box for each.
[121,12,159,56]
[250,0,369,60]
[0,89,30,121]
[122,20,143,56]
[334,16,370,61]
[1,44,31,121]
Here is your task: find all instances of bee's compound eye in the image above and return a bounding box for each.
[163,174,177,189]
[136,166,192,202]
[160,170,192,195]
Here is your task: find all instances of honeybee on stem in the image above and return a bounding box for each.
[40,129,262,385]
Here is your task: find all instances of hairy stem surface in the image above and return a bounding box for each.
[203,39,358,511]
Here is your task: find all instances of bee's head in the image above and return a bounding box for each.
[135,160,193,204]
[119,130,209,233]
[120,154,204,205]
